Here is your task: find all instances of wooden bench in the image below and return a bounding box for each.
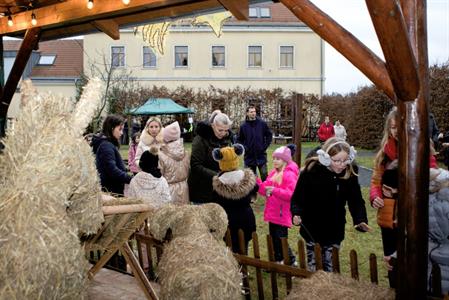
[273,135,293,144]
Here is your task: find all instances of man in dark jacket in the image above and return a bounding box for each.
[237,106,272,181]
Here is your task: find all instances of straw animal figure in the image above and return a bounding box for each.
[149,203,241,300]
[0,78,104,299]
[286,270,394,300]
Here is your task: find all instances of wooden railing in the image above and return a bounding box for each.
[88,228,449,299]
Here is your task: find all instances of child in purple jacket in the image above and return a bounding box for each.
[258,146,299,265]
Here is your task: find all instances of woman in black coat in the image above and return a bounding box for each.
[188,111,234,204]
[92,115,132,195]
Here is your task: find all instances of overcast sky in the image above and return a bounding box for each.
[310,0,449,95]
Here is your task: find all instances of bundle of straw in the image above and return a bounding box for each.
[0,79,103,299]
[149,203,241,300]
[286,271,394,300]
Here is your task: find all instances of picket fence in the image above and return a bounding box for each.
[90,228,449,300]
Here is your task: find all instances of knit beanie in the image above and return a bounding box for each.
[212,144,244,172]
[139,147,161,177]
[272,146,292,163]
[163,121,181,143]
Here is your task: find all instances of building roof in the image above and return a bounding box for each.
[228,3,302,25]
[4,39,83,78]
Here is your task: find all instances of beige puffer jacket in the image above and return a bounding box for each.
[159,139,190,205]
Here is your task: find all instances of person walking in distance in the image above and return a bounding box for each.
[317,116,335,143]
[237,105,272,181]
[333,120,347,141]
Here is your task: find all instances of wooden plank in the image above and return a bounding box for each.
[331,247,340,273]
[279,0,395,100]
[238,229,251,299]
[280,238,292,293]
[233,253,312,278]
[314,243,323,271]
[102,204,153,215]
[251,232,265,300]
[266,235,279,299]
[293,93,303,165]
[349,249,359,280]
[88,249,117,278]
[217,0,248,20]
[0,0,189,35]
[297,239,307,269]
[396,1,430,299]
[369,253,378,284]
[0,27,40,119]
[225,228,232,249]
[120,243,159,300]
[365,0,419,102]
[91,19,120,40]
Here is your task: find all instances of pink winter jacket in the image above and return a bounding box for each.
[257,167,299,228]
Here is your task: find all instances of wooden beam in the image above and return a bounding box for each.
[91,19,120,40]
[396,0,429,299]
[0,0,195,36]
[217,0,249,20]
[37,0,222,41]
[0,27,41,119]
[279,0,396,101]
[365,0,420,102]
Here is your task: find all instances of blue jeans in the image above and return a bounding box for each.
[305,241,340,272]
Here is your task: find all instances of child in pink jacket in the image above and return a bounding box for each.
[258,146,299,264]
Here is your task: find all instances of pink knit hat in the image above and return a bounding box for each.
[163,121,181,142]
[272,146,292,163]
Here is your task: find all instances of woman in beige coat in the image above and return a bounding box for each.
[159,121,190,205]
[135,117,164,168]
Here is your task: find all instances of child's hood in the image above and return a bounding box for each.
[160,139,186,161]
[212,169,257,200]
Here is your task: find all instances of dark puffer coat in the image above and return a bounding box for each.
[188,122,234,203]
[237,117,272,166]
[212,169,258,253]
[290,162,368,246]
[92,134,132,195]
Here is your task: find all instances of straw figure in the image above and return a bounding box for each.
[286,271,394,300]
[0,78,104,299]
[149,203,241,300]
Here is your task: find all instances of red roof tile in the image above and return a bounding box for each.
[4,39,83,78]
[228,3,302,24]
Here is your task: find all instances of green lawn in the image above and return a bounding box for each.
[121,141,387,297]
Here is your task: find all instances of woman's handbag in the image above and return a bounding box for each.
[377,198,397,229]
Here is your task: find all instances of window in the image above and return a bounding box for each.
[260,7,271,18]
[211,46,225,67]
[143,46,157,68]
[111,46,125,68]
[37,55,56,65]
[280,46,294,68]
[175,46,188,67]
[249,7,258,18]
[248,46,262,67]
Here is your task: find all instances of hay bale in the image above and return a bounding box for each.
[149,203,241,300]
[0,79,103,299]
[286,271,395,300]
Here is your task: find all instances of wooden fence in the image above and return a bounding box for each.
[90,228,449,299]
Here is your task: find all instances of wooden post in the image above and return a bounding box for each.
[395,1,430,299]
[349,250,359,280]
[292,93,303,165]
[0,27,41,120]
[251,232,265,300]
[369,253,378,284]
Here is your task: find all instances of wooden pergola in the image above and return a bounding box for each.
[0,0,431,299]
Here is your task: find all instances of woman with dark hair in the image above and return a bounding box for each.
[92,114,133,195]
